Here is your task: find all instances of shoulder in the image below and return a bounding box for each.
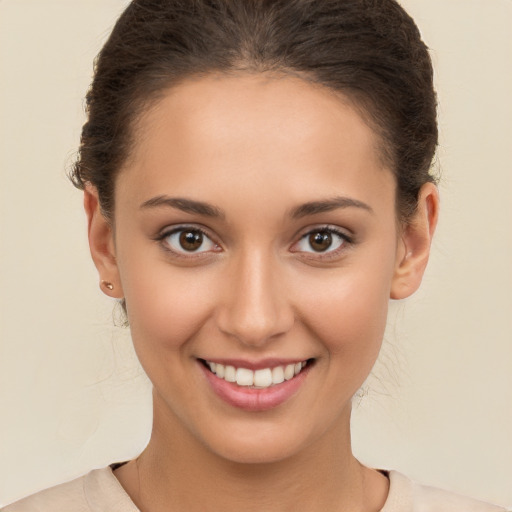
[2,466,139,512]
[2,474,89,512]
[382,470,508,512]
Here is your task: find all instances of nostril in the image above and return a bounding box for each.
[215,308,295,348]
[214,265,294,347]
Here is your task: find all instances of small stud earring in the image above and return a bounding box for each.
[101,280,114,291]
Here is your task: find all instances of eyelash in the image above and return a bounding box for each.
[155,225,220,258]
[292,226,353,260]
[154,225,353,260]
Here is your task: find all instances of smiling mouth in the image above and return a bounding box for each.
[200,359,314,389]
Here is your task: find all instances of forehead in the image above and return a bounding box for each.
[117,73,393,212]
[132,73,381,161]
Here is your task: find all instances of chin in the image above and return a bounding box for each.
[196,415,336,466]
[210,435,306,465]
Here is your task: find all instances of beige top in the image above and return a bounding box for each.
[2,466,507,512]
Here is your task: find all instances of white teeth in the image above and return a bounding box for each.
[254,368,272,387]
[224,365,236,383]
[271,366,285,384]
[284,364,295,380]
[206,360,309,389]
[236,368,254,386]
[216,363,225,378]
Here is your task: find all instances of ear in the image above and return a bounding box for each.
[84,185,124,298]
[390,182,439,300]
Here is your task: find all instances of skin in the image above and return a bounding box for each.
[85,73,438,511]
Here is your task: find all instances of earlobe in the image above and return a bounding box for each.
[84,185,124,298]
[390,182,439,300]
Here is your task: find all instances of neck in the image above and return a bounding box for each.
[116,391,387,512]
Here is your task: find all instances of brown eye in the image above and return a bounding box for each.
[308,231,333,252]
[292,227,348,256]
[162,228,218,255]
[179,230,204,251]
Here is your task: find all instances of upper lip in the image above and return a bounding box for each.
[198,357,312,370]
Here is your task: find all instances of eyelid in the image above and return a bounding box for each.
[290,224,354,259]
[154,224,222,257]
[293,224,353,244]
[152,223,353,260]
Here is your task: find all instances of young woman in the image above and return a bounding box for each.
[3,1,508,511]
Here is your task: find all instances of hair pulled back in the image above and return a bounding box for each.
[71,0,438,222]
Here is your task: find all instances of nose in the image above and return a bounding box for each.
[215,249,294,347]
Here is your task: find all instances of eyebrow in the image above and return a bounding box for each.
[290,196,374,218]
[140,195,225,219]
[140,194,373,220]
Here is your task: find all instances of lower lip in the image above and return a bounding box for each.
[200,362,311,412]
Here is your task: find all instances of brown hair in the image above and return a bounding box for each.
[70,0,438,222]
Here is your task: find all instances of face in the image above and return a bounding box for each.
[89,73,432,464]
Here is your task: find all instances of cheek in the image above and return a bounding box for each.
[296,257,395,362]
[296,270,392,413]
[119,257,216,357]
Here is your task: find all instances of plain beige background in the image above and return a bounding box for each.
[0,0,511,508]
